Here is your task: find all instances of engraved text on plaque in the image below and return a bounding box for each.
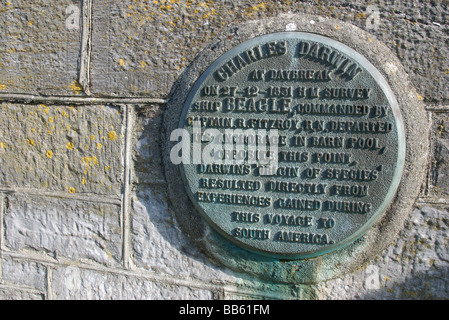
[177,32,405,258]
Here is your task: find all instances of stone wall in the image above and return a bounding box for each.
[0,0,448,300]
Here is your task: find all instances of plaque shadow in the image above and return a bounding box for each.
[133,109,277,281]
[132,182,282,282]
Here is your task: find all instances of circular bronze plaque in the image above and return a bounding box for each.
[177,32,405,258]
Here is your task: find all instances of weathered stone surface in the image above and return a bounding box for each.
[0,0,82,95]
[0,288,44,300]
[430,112,449,196]
[90,0,222,97]
[90,0,448,101]
[4,194,122,267]
[307,0,449,102]
[52,266,213,299]
[318,206,449,299]
[1,257,47,292]
[132,105,166,184]
[0,103,124,195]
[131,187,235,283]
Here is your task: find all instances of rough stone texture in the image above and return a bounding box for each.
[316,206,449,299]
[0,103,124,195]
[430,112,449,196]
[305,0,449,102]
[0,288,44,300]
[0,0,82,95]
[90,0,220,97]
[4,194,122,267]
[52,265,213,299]
[90,0,448,102]
[1,257,47,292]
[132,105,166,184]
[131,186,234,282]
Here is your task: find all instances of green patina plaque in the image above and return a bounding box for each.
[177,32,405,259]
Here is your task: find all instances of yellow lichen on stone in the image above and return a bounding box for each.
[108,131,118,141]
[67,142,74,150]
[244,2,267,16]
[82,156,99,166]
[46,150,53,158]
[69,81,83,94]
[40,105,49,114]
[68,187,76,194]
